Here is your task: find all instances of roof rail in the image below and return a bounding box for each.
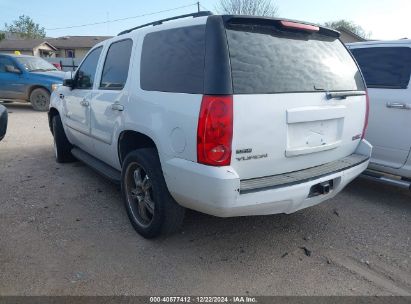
[118,11,213,36]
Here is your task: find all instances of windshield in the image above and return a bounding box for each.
[226,23,365,94]
[15,57,58,72]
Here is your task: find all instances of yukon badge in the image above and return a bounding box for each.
[236,154,268,162]
[236,149,268,161]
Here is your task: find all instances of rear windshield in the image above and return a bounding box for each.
[225,23,365,94]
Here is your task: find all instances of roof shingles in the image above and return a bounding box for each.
[0,39,57,51]
[48,36,112,49]
[0,36,112,52]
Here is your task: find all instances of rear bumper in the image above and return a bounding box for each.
[163,140,372,217]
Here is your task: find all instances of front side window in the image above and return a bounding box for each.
[140,25,206,94]
[0,57,17,73]
[100,39,133,90]
[351,47,411,89]
[75,47,102,90]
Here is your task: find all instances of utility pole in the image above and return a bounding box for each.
[197,1,200,12]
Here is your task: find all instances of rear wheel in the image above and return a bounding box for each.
[30,88,50,111]
[52,115,74,163]
[121,149,185,238]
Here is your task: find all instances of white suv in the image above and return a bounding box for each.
[348,40,411,188]
[49,12,372,238]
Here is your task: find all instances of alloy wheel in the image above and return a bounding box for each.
[125,162,155,227]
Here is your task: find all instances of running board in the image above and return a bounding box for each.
[361,170,411,190]
[71,148,121,184]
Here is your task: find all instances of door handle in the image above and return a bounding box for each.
[80,99,89,107]
[111,103,124,111]
[386,102,410,110]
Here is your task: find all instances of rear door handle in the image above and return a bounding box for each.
[386,102,410,110]
[80,99,89,107]
[111,103,124,111]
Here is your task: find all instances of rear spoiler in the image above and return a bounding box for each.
[221,15,340,38]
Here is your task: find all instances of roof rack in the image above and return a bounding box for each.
[118,11,213,36]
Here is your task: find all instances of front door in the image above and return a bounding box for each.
[62,47,102,147]
[0,56,25,100]
[351,46,411,169]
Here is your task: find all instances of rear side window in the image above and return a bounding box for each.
[100,39,133,90]
[351,47,411,89]
[226,24,365,94]
[140,25,206,94]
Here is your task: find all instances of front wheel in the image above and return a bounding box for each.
[121,149,185,239]
[30,88,50,111]
[52,115,74,163]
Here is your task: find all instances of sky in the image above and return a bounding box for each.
[0,0,410,40]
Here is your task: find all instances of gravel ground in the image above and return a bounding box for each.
[0,103,410,296]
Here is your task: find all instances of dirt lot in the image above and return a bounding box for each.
[0,103,410,296]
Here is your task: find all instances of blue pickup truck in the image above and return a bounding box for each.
[0,54,66,111]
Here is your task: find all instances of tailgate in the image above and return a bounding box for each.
[231,93,366,179]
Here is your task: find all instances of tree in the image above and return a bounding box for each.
[4,15,46,39]
[324,20,371,39]
[216,0,278,17]
[0,32,5,41]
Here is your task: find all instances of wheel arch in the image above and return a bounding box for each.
[27,85,51,100]
[48,107,60,134]
[118,130,159,167]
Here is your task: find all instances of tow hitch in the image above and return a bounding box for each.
[309,180,334,197]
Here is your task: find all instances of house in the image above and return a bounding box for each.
[0,39,57,57]
[48,36,111,59]
[0,35,111,60]
[338,27,367,43]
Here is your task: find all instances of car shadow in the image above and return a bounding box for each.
[346,176,411,210]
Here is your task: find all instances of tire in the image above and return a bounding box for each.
[121,149,185,239]
[52,115,74,163]
[30,88,50,111]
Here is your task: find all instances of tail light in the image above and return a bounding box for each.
[362,90,370,139]
[197,95,233,166]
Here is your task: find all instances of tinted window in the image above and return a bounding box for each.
[0,57,17,73]
[100,39,133,90]
[226,24,365,94]
[140,25,206,94]
[75,47,102,89]
[351,47,411,89]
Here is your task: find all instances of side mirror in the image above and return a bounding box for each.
[5,65,21,74]
[63,78,74,87]
[0,105,8,142]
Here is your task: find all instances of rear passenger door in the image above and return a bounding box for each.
[351,46,411,169]
[89,39,133,166]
